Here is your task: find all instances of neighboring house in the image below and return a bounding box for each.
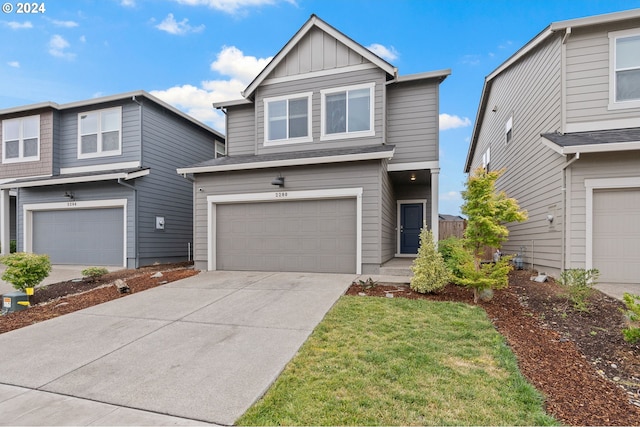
[0,91,225,268]
[178,15,450,274]
[465,8,640,286]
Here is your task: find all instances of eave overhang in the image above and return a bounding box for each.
[0,168,150,190]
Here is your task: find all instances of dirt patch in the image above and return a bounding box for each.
[0,262,199,334]
[347,270,640,426]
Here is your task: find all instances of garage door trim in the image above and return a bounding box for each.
[23,199,128,267]
[585,176,640,271]
[207,188,363,274]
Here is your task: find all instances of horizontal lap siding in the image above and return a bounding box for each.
[227,104,255,156]
[386,81,439,163]
[193,161,383,270]
[381,161,395,262]
[470,36,564,274]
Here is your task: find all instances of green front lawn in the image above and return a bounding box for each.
[237,296,557,426]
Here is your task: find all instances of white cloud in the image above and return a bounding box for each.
[121,0,136,6]
[171,0,294,14]
[48,34,76,60]
[4,21,33,29]
[8,61,20,68]
[439,113,471,131]
[155,13,205,35]
[440,191,462,202]
[50,19,79,28]
[80,35,86,43]
[367,43,398,62]
[152,45,271,131]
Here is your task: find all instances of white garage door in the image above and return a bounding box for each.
[216,199,356,273]
[32,208,124,265]
[593,188,640,284]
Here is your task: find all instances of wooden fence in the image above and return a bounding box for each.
[438,219,466,241]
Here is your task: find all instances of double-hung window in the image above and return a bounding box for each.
[609,29,640,108]
[264,92,312,145]
[2,115,40,163]
[321,82,375,140]
[78,107,122,158]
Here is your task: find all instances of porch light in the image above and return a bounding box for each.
[410,174,416,181]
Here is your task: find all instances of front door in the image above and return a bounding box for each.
[400,203,424,254]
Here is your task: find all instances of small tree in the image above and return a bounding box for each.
[460,167,528,302]
[622,293,640,343]
[1,252,52,292]
[410,228,450,293]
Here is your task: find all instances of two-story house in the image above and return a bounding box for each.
[465,9,640,288]
[0,91,225,268]
[178,15,449,274]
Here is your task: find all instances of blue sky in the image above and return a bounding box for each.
[2,0,639,215]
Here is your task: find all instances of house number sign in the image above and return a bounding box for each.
[274,192,288,198]
[67,202,77,207]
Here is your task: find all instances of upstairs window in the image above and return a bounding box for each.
[78,107,122,158]
[609,29,640,108]
[482,147,491,171]
[505,116,513,144]
[264,93,312,145]
[321,83,375,140]
[2,115,40,163]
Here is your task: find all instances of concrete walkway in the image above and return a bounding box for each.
[0,270,354,425]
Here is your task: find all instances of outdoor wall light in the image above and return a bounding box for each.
[410,174,417,181]
[271,176,285,187]
[64,191,74,200]
[546,214,554,223]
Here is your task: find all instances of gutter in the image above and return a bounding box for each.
[561,152,580,273]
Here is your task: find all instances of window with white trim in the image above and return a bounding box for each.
[505,116,513,144]
[264,92,312,145]
[78,107,122,158]
[321,82,374,140]
[482,147,491,171]
[609,29,640,107]
[2,115,40,163]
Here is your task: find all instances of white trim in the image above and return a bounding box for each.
[608,29,640,110]
[2,169,149,189]
[261,63,378,87]
[565,117,640,133]
[505,115,513,144]
[23,198,128,267]
[177,148,394,175]
[584,177,640,270]
[77,106,123,159]
[554,140,640,155]
[320,82,375,141]
[2,114,40,164]
[263,92,313,146]
[396,199,427,256]
[61,161,141,175]
[206,188,363,274]
[387,161,439,172]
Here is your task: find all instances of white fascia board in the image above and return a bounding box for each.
[212,98,252,109]
[0,102,59,115]
[560,141,640,154]
[207,187,363,204]
[3,169,150,189]
[61,161,141,175]
[550,8,640,31]
[387,161,439,171]
[178,148,395,175]
[541,137,566,155]
[391,69,451,84]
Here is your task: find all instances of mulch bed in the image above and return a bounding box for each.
[347,270,640,426]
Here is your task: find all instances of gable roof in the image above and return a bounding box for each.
[241,14,397,101]
[464,8,640,173]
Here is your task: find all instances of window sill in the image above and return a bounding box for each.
[77,150,122,160]
[2,156,40,164]
[608,100,640,110]
[263,137,313,147]
[320,130,375,142]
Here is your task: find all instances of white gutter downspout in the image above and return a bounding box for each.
[117,177,138,268]
[561,151,580,272]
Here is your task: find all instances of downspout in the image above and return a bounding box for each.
[117,178,138,268]
[130,95,144,269]
[561,152,580,272]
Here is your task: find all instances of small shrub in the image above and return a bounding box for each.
[438,237,472,279]
[0,240,17,254]
[82,266,109,280]
[410,228,449,294]
[557,268,599,312]
[1,252,52,292]
[622,293,640,343]
[455,255,513,302]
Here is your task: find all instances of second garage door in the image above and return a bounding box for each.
[32,208,124,266]
[593,188,640,284]
[216,199,356,273]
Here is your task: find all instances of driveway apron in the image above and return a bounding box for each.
[0,271,354,425]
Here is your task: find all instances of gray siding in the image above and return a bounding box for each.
[380,161,396,262]
[226,104,255,156]
[193,161,385,273]
[254,67,387,155]
[565,20,640,128]
[566,151,640,268]
[470,35,565,274]
[386,80,439,164]
[138,101,217,266]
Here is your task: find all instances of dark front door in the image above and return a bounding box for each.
[400,203,423,254]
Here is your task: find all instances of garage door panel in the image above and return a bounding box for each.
[216,199,356,274]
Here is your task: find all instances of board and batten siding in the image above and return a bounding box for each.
[226,104,256,156]
[254,67,387,155]
[386,80,439,164]
[193,161,385,274]
[138,101,218,265]
[566,151,640,268]
[565,20,640,128]
[471,35,565,274]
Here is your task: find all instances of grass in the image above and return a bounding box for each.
[237,296,557,426]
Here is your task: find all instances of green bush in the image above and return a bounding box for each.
[454,255,513,297]
[622,293,640,343]
[1,252,52,292]
[557,268,599,312]
[410,228,449,293]
[82,266,109,280]
[438,236,472,279]
[0,240,17,254]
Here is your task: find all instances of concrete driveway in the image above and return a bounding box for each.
[0,270,355,425]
